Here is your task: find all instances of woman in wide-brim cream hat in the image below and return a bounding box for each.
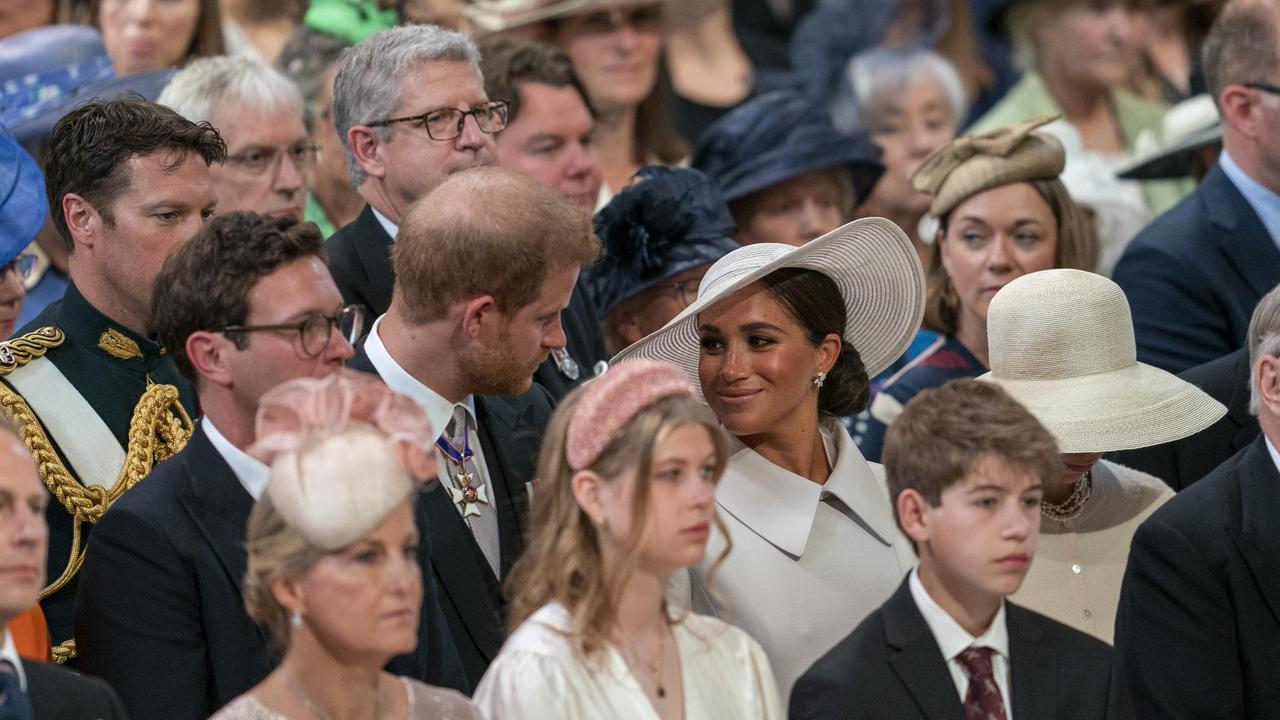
[615,216,925,696]
[981,268,1225,643]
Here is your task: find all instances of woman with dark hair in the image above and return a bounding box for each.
[615,217,925,697]
[857,116,1097,462]
[94,0,225,76]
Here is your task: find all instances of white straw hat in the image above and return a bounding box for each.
[613,217,925,390]
[979,269,1226,453]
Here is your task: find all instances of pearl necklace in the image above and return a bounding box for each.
[1041,471,1092,522]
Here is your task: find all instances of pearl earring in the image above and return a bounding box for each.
[813,371,827,388]
[291,610,302,628]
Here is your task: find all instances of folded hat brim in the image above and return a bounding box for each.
[1115,123,1223,180]
[613,217,925,396]
[980,362,1227,454]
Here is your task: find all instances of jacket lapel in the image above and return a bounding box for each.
[882,580,966,720]
[1229,438,1280,625]
[1205,166,1280,300]
[351,206,396,316]
[1007,605,1057,720]
[179,426,269,648]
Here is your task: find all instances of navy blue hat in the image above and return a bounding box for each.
[588,166,739,317]
[692,89,885,209]
[8,68,175,150]
[0,25,113,132]
[0,127,46,266]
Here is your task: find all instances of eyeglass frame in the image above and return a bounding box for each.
[1244,82,1280,96]
[216,304,366,358]
[648,277,702,308]
[0,254,37,283]
[366,100,511,141]
[224,142,323,176]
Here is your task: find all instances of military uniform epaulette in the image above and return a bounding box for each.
[0,326,64,374]
[0,324,193,664]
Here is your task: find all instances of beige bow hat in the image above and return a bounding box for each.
[979,269,1226,453]
[911,115,1066,220]
[613,217,925,391]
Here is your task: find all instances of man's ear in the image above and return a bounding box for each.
[1220,84,1261,141]
[896,488,932,547]
[1256,353,1280,417]
[346,125,386,181]
[269,574,306,619]
[460,295,499,339]
[186,330,237,388]
[62,193,100,254]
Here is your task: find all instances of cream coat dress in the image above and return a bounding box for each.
[473,603,783,719]
[691,422,916,698]
[1012,459,1172,643]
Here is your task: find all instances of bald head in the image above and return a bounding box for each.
[391,166,601,324]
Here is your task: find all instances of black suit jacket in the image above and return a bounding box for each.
[1107,347,1257,490]
[1114,435,1280,718]
[327,204,609,399]
[73,425,468,720]
[24,658,129,719]
[790,577,1122,720]
[350,347,555,687]
[1113,164,1280,374]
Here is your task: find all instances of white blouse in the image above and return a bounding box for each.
[691,422,915,698]
[473,603,783,720]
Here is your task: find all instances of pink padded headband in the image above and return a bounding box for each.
[565,360,695,471]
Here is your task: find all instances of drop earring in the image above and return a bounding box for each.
[291,610,302,628]
[813,371,827,388]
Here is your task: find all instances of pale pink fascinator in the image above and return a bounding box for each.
[565,360,695,471]
[249,370,439,551]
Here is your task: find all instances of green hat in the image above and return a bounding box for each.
[304,0,397,45]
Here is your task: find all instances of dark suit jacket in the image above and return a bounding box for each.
[24,657,129,719]
[327,204,609,399]
[1113,164,1280,374]
[73,425,468,720]
[790,577,1121,720]
[350,347,555,687]
[1107,347,1258,490]
[1114,434,1280,718]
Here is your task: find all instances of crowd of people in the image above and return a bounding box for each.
[1,0,1278,718]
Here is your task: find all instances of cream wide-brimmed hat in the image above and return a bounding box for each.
[613,217,925,391]
[465,0,721,35]
[979,269,1225,454]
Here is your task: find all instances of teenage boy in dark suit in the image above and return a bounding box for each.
[790,379,1124,720]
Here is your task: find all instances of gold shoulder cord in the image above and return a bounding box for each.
[0,328,194,663]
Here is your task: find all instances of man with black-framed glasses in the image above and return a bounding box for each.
[73,212,468,720]
[1114,0,1280,375]
[328,23,608,398]
[159,56,313,221]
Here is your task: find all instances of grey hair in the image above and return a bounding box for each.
[158,55,303,128]
[1203,0,1280,108]
[829,46,968,134]
[332,24,482,187]
[276,27,351,126]
[1248,284,1280,414]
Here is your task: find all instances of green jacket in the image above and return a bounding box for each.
[969,72,1194,217]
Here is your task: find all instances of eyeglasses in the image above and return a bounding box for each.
[219,305,365,358]
[225,143,322,176]
[368,100,510,141]
[1,254,37,283]
[1245,82,1280,96]
[650,278,702,308]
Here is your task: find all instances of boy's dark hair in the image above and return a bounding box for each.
[883,378,1060,534]
[478,36,594,127]
[151,212,327,382]
[44,94,227,252]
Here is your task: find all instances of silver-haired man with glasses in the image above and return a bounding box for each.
[160,56,315,220]
[327,24,609,399]
[73,212,468,720]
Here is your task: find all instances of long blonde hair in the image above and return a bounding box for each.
[505,388,729,661]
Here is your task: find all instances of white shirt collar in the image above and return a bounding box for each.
[909,566,1010,662]
[1265,436,1280,477]
[370,206,399,241]
[202,417,270,500]
[0,629,27,691]
[363,315,475,437]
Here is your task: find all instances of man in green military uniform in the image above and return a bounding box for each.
[0,97,225,661]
